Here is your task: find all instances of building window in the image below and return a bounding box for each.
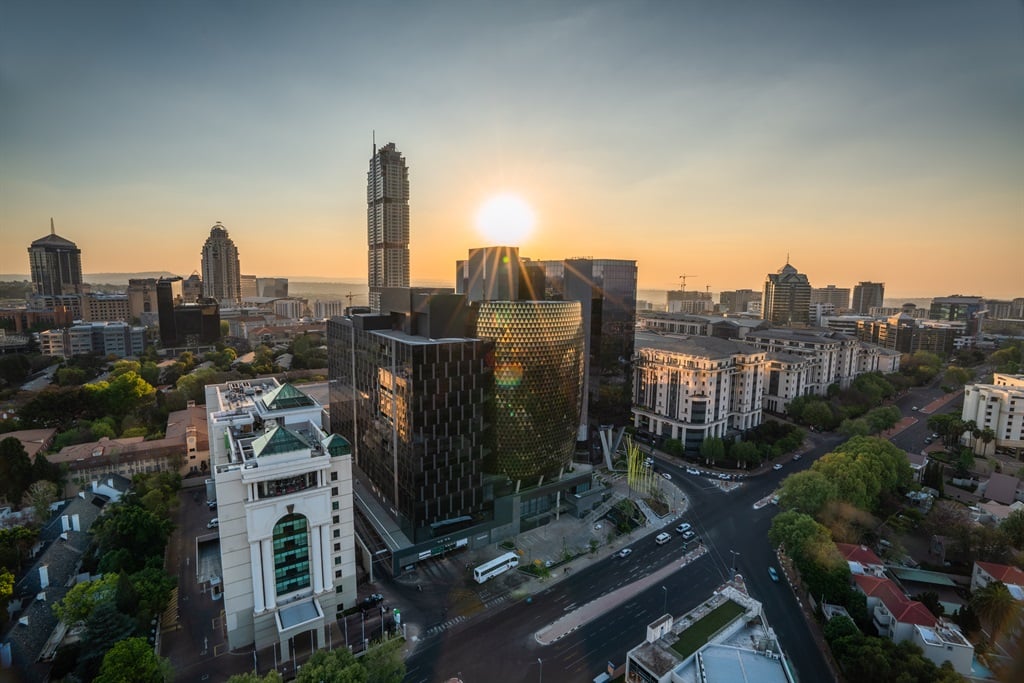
[334,543,341,552]
[332,501,339,511]
[334,555,342,565]
[272,513,311,596]
[335,569,343,579]
[333,515,339,524]
[332,487,338,496]
[331,472,338,481]
[333,529,340,538]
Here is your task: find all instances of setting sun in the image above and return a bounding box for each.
[474,193,536,245]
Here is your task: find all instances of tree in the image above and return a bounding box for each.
[944,365,972,387]
[56,366,88,386]
[22,480,58,522]
[0,437,33,505]
[52,573,119,625]
[294,647,366,683]
[1001,509,1024,549]
[0,526,38,573]
[802,400,835,430]
[971,581,1021,640]
[0,354,32,386]
[0,568,14,610]
[914,591,944,618]
[838,418,870,438]
[362,638,406,683]
[978,428,995,456]
[77,599,137,680]
[777,470,837,517]
[32,451,62,485]
[227,673,283,683]
[94,637,172,683]
[731,440,759,469]
[699,437,725,466]
[91,504,173,572]
[864,406,901,434]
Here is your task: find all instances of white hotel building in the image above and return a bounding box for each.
[205,379,356,654]
[962,374,1024,452]
[633,332,765,451]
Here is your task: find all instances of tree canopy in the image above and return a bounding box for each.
[93,637,172,683]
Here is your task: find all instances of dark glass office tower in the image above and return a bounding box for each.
[562,259,638,437]
[28,220,83,296]
[327,296,495,542]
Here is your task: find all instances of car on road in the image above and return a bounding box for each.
[912,406,919,411]
[675,522,692,533]
[685,467,700,475]
[207,518,219,529]
[717,473,731,480]
[768,566,779,582]
[655,532,671,545]
[792,454,801,460]
[772,463,783,471]
[931,433,939,439]
[617,548,633,558]
[681,530,697,543]
[593,522,602,531]
[662,472,672,480]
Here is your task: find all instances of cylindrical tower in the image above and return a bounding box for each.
[476,300,584,481]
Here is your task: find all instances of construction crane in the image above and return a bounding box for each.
[678,274,698,292]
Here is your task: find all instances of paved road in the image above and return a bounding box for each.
[404,430,849,683]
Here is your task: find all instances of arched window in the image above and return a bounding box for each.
[272,514,310,596]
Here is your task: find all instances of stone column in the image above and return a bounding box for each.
[311,525,324,593]
[261,538,276,609]
[321,524,333,590]
[251,542,265,613]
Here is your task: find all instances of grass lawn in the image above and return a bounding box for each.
[670,600,745,660]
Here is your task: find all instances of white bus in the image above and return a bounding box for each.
[473,552,520,584]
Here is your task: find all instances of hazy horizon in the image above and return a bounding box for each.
[2,2,1022,298]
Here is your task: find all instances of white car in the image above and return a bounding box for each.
[686,467,700,475]
[617,548,633,558]
[772,463,783,471]
[662,472,672,480]
[675,522,692,534]
[207,518,219,528]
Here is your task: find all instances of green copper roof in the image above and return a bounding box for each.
[261,382,316,411]
[323,434,352,457]
[252,425,310,457]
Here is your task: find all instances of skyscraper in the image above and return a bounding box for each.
[27,219,83,296]
[367,142,410,311]
[200,222,241,305]
[761,261,812,326]
[851,282,885,315]
[811,285,851,310]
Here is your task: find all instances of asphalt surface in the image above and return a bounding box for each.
[403,431,850,683]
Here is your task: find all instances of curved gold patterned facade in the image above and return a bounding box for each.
[476,301,584,481]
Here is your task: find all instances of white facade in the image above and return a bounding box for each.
[206,379,356,653]
[36,322,145,359]
[633,333,765,450]
[962,374,1024,450]
[313,300,346,319]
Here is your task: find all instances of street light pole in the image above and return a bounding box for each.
[729,550,740,574]
[662,585,668,615]
[538,657,543,683]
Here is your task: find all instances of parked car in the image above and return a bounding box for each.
[676,522,692,534]
[772,463,783,471]
[207,501,217,510]
[655,532,671,545]
[768,566,779,582]
[662,472,672,480]
[681,530,697,542]
[792,454,801,460]
[685,467,700,475]
[361,593,384,608]
[207,518,219,529]
[617,548,633,558]
[717,473,730,480]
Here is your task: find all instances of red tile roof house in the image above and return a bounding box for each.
[854,574,936,640]
[853,574,975,674]
[971,561,1024,599]
[836,543,886,577]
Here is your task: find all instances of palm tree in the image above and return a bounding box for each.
[962,419,978,450]
[971,581,1022,640]
[979,428,996,456]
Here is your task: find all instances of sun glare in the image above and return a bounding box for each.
[475,193,536,245]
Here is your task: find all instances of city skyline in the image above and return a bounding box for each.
[2,1,1022,298]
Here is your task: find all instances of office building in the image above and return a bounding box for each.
[257,278,289,298]
[157,276,221,349]
[206,378,356,654]
[633,333,765,451]
[856,315,959,357]
[718,289,760,314]
[313,300,346,319]
[27,219,83,297]
[477,299,584,479]
[962,374,1024,452]
[38,322,144,359]
[929,295,986,336]
[127,278,160,326]
[367,142,410,311]
[811,285,850,311]
[562,258,637,436]
[328,288,595,575]
[852,282,885,315]
[761,261,812,326]
[201,223,242,305]
[240,274,258,299]
[667,289,713,314]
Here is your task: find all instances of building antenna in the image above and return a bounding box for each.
[50,217,55,235]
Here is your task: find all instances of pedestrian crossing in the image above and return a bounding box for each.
[424,615,466,636]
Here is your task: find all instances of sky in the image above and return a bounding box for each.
[1,0,1022,300]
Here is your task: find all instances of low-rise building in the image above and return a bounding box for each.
[835,543,885,577]
[624,577,792,683]
[971,561,1024,600]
